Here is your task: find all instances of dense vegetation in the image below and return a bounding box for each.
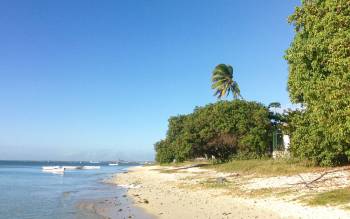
[155,100,272,163]
[155,0,350,167]
[285,0,350,166]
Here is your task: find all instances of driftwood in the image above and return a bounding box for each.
[289,167,350,189]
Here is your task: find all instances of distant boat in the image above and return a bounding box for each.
[42,166,65,174]
[89,161,100,164]
[82,166,100,170]
[42,165,100,174]
[62,166,82,170]
[109,163,119,166]
[42,166,60,170]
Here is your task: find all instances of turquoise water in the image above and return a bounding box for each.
[0,161,135,219]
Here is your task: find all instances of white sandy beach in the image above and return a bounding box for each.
[109,165,350,219]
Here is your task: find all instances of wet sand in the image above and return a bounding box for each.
[76,190,155,219]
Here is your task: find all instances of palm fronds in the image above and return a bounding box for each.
[211,64,242,99]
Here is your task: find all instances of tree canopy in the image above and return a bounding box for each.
[155,100,272,163]
[285,0,350,166]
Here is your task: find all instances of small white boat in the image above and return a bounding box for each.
[109,163,119,166]
[82,166,100,170]
[62,166,82,170]
[42,166,65,174]
[42,166,60,170]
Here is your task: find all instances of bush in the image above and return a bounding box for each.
[154,140,175,163]
[288,110,349,166]
[154,100,272,163]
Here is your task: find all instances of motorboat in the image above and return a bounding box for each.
[82,166,100,170]
[42,166,65,174]
[42,166,60,170]
[62,166,82,170]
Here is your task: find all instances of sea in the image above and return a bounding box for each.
[0,160,138,219]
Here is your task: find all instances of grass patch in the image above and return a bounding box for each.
[307,187,350,206]
[207,159,323,176]
[223,187,294,198]
[200,179,235,189]
[159,169,179,174]
[245,188,294,198]
[343,206,350,211]
[159,160,210,167]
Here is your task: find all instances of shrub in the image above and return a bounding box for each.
[154,100,272,163]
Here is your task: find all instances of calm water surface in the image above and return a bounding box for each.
[0,161,135,219]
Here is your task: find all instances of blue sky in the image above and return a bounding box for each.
[0,0,300,161]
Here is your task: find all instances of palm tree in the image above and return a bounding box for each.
[211,64,242,99]
[268,102,281,109]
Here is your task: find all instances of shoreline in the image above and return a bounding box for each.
[109,165,350,219]
[76,194,154,219]
[77,167,155,219]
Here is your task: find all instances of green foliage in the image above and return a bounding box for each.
[208,158,318,176]
[230,151,270,160]
[307,187,350,206]
[280,108,304,136]
[285,0,350,166]
[211,64,241,99]
[154,100,272,163]
[154,140,175,163]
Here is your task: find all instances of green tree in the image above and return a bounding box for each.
[211,64,242,99]
[154,140,175,163]
[154,100,272,163]
[285,0,350,166]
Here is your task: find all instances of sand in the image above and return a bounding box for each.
[76,190,155,219]
[108,165,350,219]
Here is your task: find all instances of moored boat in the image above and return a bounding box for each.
[42,166,60,170]
[42,166,65,174]
[62,166,82,170]
[82,166,100,170]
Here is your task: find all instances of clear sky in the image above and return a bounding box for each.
[0,0,300,161]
